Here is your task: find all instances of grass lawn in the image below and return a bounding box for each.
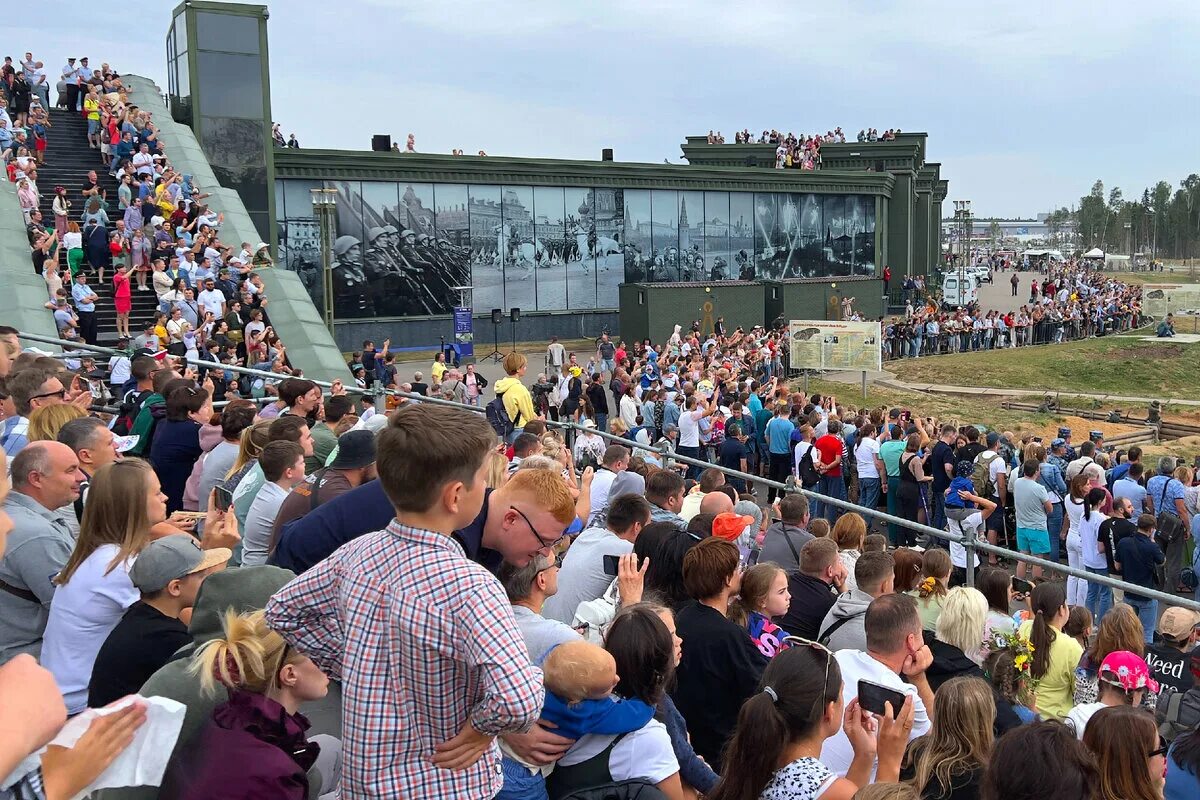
[888,337,1200,397]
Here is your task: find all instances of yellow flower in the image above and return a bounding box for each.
[1014,654,1028,668]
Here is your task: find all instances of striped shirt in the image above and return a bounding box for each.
[265,519,544,799]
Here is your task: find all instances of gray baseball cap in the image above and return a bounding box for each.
[129,534,230,593]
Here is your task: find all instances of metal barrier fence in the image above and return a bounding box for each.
[17,330,1200,613]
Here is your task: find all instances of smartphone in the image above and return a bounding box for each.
[858,680,908,718]
[213,485,234,511]
[1011,577,1034,595]
[603,554,621,577]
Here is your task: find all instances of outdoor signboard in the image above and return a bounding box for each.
[789,319,882,372]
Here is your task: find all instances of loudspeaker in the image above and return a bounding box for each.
[491,308,503,325]
[371,134,392,152]
[601,148,614,162]
[510,308,521,323]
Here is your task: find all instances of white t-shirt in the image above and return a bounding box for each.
[556,718,678,785]
[854,437,881,479]
[794,440,813,475]
[1078,508,1107,569]
[242,481,290,566]
[678,408,703,448]
[588,469,618,519]
[1065,701,1105,739]
[948,512,984,569]
[40,544,139,714]
[197,288,226,318]
[981,450,1007,499]
[820,650,931,778]
[1065,496,1085,537]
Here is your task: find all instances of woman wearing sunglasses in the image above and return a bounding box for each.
[708,643,913,800]
[1082,705,1168,800]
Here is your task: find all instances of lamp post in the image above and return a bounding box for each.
[311,188,338,336]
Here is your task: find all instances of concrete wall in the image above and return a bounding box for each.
[124,74,349,383]
[0,180,60,349]
[332,310,619,354]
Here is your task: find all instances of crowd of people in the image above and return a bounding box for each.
[0,289,1199,800]
[881,261,1143,361]
[703,127,904,171]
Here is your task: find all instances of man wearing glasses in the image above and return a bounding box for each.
[2,369,71,457]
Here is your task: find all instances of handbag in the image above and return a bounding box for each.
[1155,480,1186,548]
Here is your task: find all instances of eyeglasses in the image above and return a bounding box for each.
[30,389,66,402]
[511,505,566,552]
[537,554,564,574]
[1148,734,1169,759]
[783,636,834,720]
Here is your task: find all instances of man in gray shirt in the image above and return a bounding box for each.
[0,442,85,664]
[759,494,813,572]
[500,553,581,666]
[541,494,650,625]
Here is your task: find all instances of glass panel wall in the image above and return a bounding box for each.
[196,11,260,54]
[279,179,878,319]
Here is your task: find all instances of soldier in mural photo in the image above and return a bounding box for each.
[332,235,374,317]
[736,249,754,281]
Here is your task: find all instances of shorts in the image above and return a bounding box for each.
[1016,527,1050,555]
[87,119,100,135]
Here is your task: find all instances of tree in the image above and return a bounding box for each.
[988,221,1002,248]
[1076,174,1199,259]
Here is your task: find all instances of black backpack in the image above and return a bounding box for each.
[485,390,515,438]
[796,445,820,487]
[546,731,668,800]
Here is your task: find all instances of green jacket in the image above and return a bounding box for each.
[128,392,163,455]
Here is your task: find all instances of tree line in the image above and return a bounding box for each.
[1076,174,1200,259]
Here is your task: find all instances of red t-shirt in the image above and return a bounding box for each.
[814,434,843,477]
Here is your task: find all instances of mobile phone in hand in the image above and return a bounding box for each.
[1011,577,1034,595]
[213,485,234,510]
[857,679,907,718]
[603,554,620,577]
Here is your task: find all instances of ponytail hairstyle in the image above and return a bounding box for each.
[192,609,301,697]
[708,645,842,800]
[728,562,784,628]
[1028,582,1067,680]
[225,419,272,480]
[1082,487,1107,521]
[917,548,951,600]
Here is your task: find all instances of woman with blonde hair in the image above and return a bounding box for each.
[901,676,994,800]
[158,610,336,799]
[27,403,87,442]
[833,512,868,592]
[907,548,951,631]
[1072,603,1154,706]
[40,460,167,715]
[484,449,509,489]
[224,419,273,488]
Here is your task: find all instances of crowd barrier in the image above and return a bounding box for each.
[18,330,1199,613]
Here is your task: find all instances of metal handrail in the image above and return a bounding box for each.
[18,330,1199,612]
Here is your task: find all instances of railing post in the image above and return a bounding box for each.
[372,379,385,414]
[963,538,976,588]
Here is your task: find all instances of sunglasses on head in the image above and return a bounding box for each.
[782,636,834,719]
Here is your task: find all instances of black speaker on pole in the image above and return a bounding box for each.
[371,134,392,152]
[601,148,614,162]
[491,308,504,325]
[487,309,504,363]
[510,308,521,323]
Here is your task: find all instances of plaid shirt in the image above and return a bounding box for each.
[266,519,544,799]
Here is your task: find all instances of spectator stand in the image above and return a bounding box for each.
[0,153,61,344]
[20,327,1197,615]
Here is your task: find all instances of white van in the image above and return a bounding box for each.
[941,273,979,309]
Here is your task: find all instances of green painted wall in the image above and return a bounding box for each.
[619,283,768,343]
[888,172,915,278]
[0,184,59,346]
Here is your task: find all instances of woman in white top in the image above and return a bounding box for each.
[1063,473,1089,608]
[547,604,686,799]
[1078,486,1112,622]
[41,460,167,715]
[852,424,884,512]
[706,640,911,800]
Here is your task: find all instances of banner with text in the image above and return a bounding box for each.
[789,319,881,372]
[454,307,474,358]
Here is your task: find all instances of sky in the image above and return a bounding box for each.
[11,0,1199,218]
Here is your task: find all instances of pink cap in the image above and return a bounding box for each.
[1099,650,1160,694]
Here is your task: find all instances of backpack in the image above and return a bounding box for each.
[545,728,668,800]
[485,390,514,438]
[796,445,820,488]
[972,451,1003,497]
[112,389,152,436]
[571,579,620,645]
[1158,689,1190,743]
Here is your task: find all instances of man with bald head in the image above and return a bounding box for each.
[0,442,85,663]
[699,489,735,517]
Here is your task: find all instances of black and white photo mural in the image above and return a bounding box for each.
[276,179,878,318]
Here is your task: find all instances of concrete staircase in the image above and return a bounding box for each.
[38,108,158,344]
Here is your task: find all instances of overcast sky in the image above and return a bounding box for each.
[12,0,1198,217]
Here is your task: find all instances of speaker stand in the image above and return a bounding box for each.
[487,322,504,363]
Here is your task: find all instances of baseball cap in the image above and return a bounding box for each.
[712,513,755,542]
[1051,437,1066,448]
[1057,427,1072,438]
[1098,650,1159,694]
[1158,607,1200,641]
[954,459,974,479]
[128,534,230,594]
[329,430,376,470]
[985,431,1000,447]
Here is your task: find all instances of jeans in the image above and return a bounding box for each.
[1124,597,1158,645]
[859,478,881,519]
[1085,565,1113,622]
[497,755,548,800]
[817,474,847,524]
[677,445,703,480]
[1046,503,1063,565]
[594,413,608,433]
[930,486,947,534]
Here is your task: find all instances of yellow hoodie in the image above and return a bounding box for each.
[494,376,536,428]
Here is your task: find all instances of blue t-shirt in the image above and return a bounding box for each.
[1147,475,1186,517]
[540,692,654,741]
[944,476,977,509]
[765,417,795,455]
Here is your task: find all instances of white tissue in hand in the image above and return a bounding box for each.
[50,695,185,800]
